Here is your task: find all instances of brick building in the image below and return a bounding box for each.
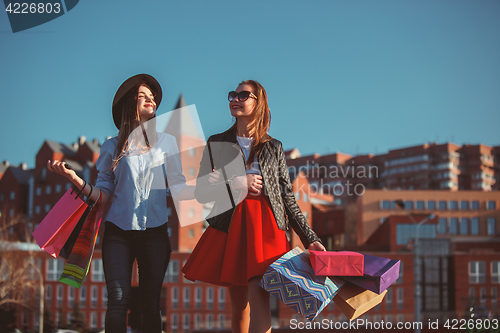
[1,106,500,331]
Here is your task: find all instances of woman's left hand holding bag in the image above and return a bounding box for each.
[47,160,104,204]
[308,241,326,252]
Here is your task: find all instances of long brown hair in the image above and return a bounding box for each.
[110,83,157,170]
[229,79,272,165]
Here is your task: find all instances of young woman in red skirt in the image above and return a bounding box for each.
[182,80,325,333]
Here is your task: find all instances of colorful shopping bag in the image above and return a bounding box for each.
[32,187,89,258]
[341,254,400,294]
[333,282,387,320]
[309,251,364,276]
[59,194,103,289]
[259,247,343,321]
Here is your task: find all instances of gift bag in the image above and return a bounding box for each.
[259,247,343,321]
[59,194,103,289]
[333,282,387,320]
[32,187,89,258]
[309,251,364,276]
[341,254,400,294]
[59,204,93,260]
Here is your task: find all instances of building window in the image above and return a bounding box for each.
[36,187,41,196]
[188,229,194,238]
[172,287,179,309]
[65,182,71,190]
[404,201,413,210]
[397,288,404,310]
[460,218,469,235]
[10,191,15,200]
[80,286,86,308]
[381,200,391,210]
[469,261,486,284]
[92,259,105,282]
[438,201,447,210]
[471,218,479,235]
[194,314,202,329]
[471,201,479,210]
[206,314,214,329]
[460,201,469,210]
[218,287,226,310]
[171,314,178,330]
[487,201,496,210]
[189,167,196,177]
[303,194,309,202]
[218,314,225,329]
[57,285,64,308]
[195,287,202,310]
[438,218,447,234]
[45,186,51,194]
[207,287,214,310]
[449,218,458,235]
[395,261,404,284]
[188,208,195,218]
[448,201,458,210]
[44,204,51,213]
[492,287,498,310]
[426,201,436,210]
[488,218,497,235]
[181,314,190,331]
[91,285,98,308]
[102,286,107,309]
[416,201,424,210]
[385,288,392,310]
[295,192,300,201]
[90,312,97,329]
[35,205,41,214]
[396,224,436,245]
[183,287,190,310]
[481,287,487,307]
[55,184,62,193]
[492,262,500,284]
[46,285,52,305]
[47,259,64,281]
[68,286,75,308]
[165,260,179,282]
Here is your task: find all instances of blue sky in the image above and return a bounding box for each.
[1,0,499,168]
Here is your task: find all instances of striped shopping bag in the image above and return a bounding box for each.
[59,193,103,289]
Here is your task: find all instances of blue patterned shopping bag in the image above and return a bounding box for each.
[259,247,343,321]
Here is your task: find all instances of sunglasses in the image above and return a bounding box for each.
[228,91,258,102]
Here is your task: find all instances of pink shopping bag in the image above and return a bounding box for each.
[32,187,88,258]
[309,251,364,276]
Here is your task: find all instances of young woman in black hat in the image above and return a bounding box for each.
[48,74,194,333]
[182,79,325,333]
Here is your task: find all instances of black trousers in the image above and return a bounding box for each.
[102,221,171,333]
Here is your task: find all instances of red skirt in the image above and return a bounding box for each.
[181,192,290,287]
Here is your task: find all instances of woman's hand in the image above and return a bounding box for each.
[208,168,221,183]
[308,241,326,252]
[232,174,262,194]
[47,160,77,181]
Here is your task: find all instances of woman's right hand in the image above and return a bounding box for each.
[233,174,262,194]
[47,160,77,181]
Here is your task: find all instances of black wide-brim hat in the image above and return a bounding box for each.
[112,74,162,129]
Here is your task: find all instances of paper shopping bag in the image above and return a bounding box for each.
[333,282,387,320]
[341,254,400,294]
[309,251,364,276]
[259,247,343,321]
[59,194,103,289]
[32,187,88,258]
